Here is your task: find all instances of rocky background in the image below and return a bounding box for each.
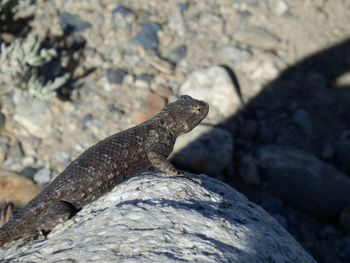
[0,0,350,262]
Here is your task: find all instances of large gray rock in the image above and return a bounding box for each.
[0,172,315,263]
[171,124,233,174]
[257,144,350,218]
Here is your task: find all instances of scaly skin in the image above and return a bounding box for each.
[0,95,209,247]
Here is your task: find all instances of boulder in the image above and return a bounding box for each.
[256,144,350,218]
[0,172,315,262]
[171,125,233,174]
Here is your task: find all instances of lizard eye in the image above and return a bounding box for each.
[191,105,202,114]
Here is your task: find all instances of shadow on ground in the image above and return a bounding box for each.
[178,38,350,262]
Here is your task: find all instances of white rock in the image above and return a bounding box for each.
[1,172,316,263]
[218,45,252,65]
[180,66,242,125]
[33,167,52,186]
[274,0,289,16]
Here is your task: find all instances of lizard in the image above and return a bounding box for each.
[0,95,209,247]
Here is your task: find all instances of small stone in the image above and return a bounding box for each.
[137,74,153,84]
[250,60,279,81]
[168,8,186,37]
[112,5,133,16]
[180,66,243,125]
[167,45,187,64]
[5,140,23,168]
[106,68,128,85]
[122,74,135,85]
[33,168,52,186]
[256,144,350,218]
[22,156,35,167]
[238,155,260,186]
[131,93,166,124]
[234,27,280,50]
[132,22,161,49]
[273,0,289,16]
[172,125,233,175]
[151,84,172,99]
[178,3,189,13]
[135,74,153,89]
[59,12,91,34]
[219,45,252,65]
[144,50,175,74]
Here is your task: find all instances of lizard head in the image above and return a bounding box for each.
[160,95,209,135]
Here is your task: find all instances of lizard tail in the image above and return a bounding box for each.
[0,200,48,247]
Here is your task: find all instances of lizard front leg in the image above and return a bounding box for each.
[147,142,184,176]
[147,143,202,184]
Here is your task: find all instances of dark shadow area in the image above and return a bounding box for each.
[40,34,95,101]
[177,38,350,262]
[0,3,33,42]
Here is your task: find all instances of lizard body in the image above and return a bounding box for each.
[0,95,209,247]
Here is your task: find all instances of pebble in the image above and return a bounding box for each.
[256,144,350,218]
[132,22,161,49]
[218,45,252,65]
[106,68,128,85]
[234,27,281,50]
[112,5,133,16]
[171,125,233,175]
[150,84,172,99]
[131,93,166,124]
[178,3,190,13]
[168,8,186,37]
[59,12,92,34]
[33,167,52,186]
[143,50,175,74]
[238,155,260,186]
[179,66,243,125]
[4,140,23,170]
[273,0,289,16]
[134,74,153,89]
[166,45,187,64]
